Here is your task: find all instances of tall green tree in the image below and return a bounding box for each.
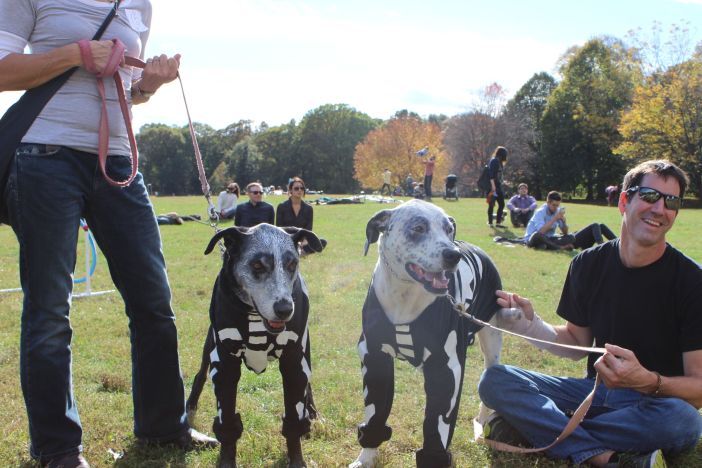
[296,104,379,193]
[229,137,263,188]
[502,72,557,198]
[253,120,299,188]
[541,38,637,199]
[137,124,195,195]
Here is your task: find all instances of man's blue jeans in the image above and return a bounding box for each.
[479,365,702,465]
[5,144,188,462]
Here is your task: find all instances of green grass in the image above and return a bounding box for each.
[0,195,700,467]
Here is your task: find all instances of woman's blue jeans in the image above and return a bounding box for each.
[479,365,702,465]
[5,144,188,461]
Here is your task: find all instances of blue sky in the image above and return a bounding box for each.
[2,0,701,130]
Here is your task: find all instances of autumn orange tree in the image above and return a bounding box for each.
[353,114,448,191]
[616,58,702,198]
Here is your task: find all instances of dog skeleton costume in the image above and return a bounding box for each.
[357,241,501,466]
[207,272,313,446]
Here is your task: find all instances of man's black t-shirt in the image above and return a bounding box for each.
[557,239,702,378]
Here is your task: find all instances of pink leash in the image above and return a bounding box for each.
[78,38,145,187]
[448,296,607,454]
[77,39,215,216]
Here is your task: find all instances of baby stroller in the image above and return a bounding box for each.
[443,174,458,200]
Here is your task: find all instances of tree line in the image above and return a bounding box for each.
[137,27,702,199]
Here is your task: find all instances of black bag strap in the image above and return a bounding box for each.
[0,0,122,145]
[0,0,122,223]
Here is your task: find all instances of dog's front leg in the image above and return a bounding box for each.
[278,340,313,468]
[211,350,243,468]
[475,321,504,425]
[415,338,466,468]
[350,336,395,468]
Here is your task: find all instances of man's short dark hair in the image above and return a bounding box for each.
[622,160,689,199]
[546,191,561,202]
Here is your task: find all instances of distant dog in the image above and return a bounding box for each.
[350,199,511,468]
[186,224,322,468]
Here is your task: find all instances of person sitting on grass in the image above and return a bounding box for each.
[507,183,537,228]
[234,182,275,227]
[216,182,240,220]
[275,176,327,254]
[478,159,702,468]
[525,191,616,251]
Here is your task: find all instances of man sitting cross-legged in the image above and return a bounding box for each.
[478,160,702,467]
[507,183,537,228]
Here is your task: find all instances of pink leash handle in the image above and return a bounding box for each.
[78,38,141,188]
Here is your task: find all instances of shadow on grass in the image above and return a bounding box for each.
[114,442,187,467]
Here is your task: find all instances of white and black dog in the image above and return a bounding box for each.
[351,199,509,468]
[186,224,323,468]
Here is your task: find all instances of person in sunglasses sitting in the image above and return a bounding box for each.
[524,191,617,251]
[478,160,702,467]
[234,182,275,228]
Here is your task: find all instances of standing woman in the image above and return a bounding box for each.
[487,146,508,227]
[0,0,216,465]
[276,176,326,254]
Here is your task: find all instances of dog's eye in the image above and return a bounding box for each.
[412,225,426,234]
[286,259,298,273]
[250,260,265,272]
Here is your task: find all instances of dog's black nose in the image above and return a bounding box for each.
[273,300,294,320]
[442,248,461,267]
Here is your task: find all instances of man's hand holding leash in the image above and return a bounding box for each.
[595,344,660,394]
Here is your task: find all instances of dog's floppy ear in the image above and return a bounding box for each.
[364,209,393,256]
[204,226,251,255]
[448,216,457,241]
[281,227,324,253]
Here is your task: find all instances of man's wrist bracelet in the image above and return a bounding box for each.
[651,371,663,396]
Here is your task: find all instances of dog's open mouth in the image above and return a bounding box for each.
[406,263,450,293]
[263,318,287,333]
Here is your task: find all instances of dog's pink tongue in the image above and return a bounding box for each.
[269,320,285,329]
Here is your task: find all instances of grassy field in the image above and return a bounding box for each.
[0,195,700,467]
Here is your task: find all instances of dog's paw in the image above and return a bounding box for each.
[495,307,525,331]
[349,448,378,468]
[288,458,307,468]
[217,444,237,468]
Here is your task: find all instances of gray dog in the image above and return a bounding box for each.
[186,224,322,468]
[350,199,514,468]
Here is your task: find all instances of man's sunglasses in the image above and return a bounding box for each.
[249,190,262,195]
[626,186,682,211]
